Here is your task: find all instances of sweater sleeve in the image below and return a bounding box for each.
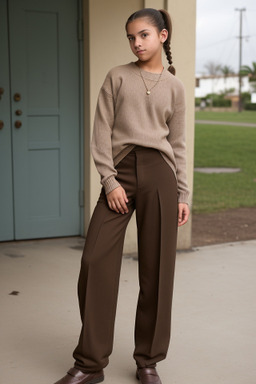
[167,83,190,204]
[91,81,121,195]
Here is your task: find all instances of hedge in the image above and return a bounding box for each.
[212,99,231,107]
[244,103,256,111]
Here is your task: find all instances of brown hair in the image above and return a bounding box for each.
[125,8,176,75]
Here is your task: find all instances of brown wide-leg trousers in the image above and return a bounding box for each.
[73,146,178,373]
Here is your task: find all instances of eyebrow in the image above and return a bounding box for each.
[127,29,151,37]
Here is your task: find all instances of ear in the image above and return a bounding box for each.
[160,28,168,43]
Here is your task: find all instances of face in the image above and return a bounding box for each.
[126,18,168,62]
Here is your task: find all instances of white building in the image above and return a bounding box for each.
[195,74,252,98]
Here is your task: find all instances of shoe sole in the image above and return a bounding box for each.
[136,372,161,384]
[88,377,104,384]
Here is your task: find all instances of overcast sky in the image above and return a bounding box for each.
[196,0,256,75]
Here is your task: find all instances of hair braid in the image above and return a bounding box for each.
[163,40,175,75]
[159,9,176,75]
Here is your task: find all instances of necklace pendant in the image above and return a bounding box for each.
[146,90,151,95]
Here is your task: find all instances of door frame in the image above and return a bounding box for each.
[78,0,85,236]
[0,0,85,241]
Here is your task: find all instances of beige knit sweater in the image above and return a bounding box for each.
[91,62,190,204]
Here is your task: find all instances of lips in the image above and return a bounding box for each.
[136,50,145,54]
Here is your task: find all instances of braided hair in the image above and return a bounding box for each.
[125,8,176,75]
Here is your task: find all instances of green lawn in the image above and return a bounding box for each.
[195,110,256,124]
[193,124,256,213]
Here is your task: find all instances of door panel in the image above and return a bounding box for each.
[26,11,59,111]
[0,0,81,240]
[0,0,14,241]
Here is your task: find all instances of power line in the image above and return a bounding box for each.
[197,34,254,51]
[243,13,256,59]
[197,36,236,50]
[217,15,240,71]
[221,38,237,72]
[196,6,256,75]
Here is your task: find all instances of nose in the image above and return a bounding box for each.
[134,37,142,48]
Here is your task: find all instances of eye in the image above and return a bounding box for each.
[141,33,148,38]
[128,36,134,41]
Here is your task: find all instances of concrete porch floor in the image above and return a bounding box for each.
[0,237,256,384]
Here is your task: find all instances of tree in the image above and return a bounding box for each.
[203,61,222,109]
[240,62,256,81]
[221,65,235,77]
[219,88,236,96]
[240,62,256,92]
[204,61,222,76]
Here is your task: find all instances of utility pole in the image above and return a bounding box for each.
[235,8,246,112]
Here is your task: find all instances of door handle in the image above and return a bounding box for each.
[15,121,22,129]
[14,93,21,102]
[0,87,4,100]
[0,120,4,130]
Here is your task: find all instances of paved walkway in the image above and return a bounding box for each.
[1,237,256,384]
[195,119,256,127]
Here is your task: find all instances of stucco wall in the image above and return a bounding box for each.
[83,0,196,251]
[167,1,196,249]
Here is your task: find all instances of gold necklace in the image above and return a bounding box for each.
[139,66,164,95]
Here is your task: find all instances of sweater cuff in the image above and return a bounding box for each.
[178,191,190,205]
[103,176,121,195]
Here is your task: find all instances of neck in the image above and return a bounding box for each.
[136,59,164,74]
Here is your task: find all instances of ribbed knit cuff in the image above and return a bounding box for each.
[178,191,190,205]
[103,176,121,195]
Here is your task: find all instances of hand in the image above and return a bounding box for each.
[107,186,129,214]
[178,203,190,227]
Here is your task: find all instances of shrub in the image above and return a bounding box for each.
[241,92,251,105]
[244,103,256,111]
[212,99,231,107]
[195,98,201,107]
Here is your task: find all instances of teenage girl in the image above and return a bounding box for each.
[54,8,190,384]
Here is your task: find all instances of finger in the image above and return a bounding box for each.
[119,190,128,213]
[183,206,190,224]
[115,199,125,214]
[184,211,189,224]
[178,208,183,225]
[178,208,185,226]
[122,189,129,204]
[112,201,120,213]
[108,200,119,213]
[178,208,189,226]
[119,195,128,213]
[179,217,186,226]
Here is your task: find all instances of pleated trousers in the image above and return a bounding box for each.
[73,146,178,373]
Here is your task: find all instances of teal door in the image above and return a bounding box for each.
[0,0,81,241]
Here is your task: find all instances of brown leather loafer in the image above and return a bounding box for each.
[53,367,104,384]
[136,367,162,384]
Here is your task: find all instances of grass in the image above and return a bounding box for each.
[195,110,256,124]
[193,124,256,214]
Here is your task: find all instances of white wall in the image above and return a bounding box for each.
[195,75,251,98]
[167,0,196,249]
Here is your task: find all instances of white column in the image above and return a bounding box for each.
[166,0,196,249]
